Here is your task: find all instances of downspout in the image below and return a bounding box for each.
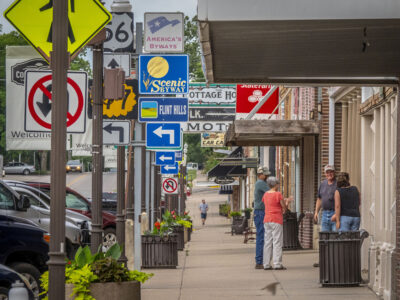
[329,92,335,166]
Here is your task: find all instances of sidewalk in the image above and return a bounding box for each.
[142,174,378,300]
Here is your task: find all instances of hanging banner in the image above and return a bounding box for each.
[6,46,51,150]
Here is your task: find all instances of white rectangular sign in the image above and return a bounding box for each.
[189,84,236,106]
[144,12,184,53]
[103,53,131,78]
[6,46,51,150]
[103,120,130,145]
[182,121,231,133]
[25,70,87,133]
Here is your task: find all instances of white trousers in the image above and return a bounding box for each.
[263,222,283,268]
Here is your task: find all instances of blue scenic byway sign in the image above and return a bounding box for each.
[155,151,176,165]
[175,151,182,162]
[139,54,189,94]
[161,162,179,175]
[146,123,181,149]
[139,97,188,122]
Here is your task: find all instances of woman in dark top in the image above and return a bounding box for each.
[333,172,361,231]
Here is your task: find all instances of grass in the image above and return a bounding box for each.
[187,169,197,181]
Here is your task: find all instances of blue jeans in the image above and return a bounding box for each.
[339,216,360,231]
[321,210,336,232]
[254,210,265,264]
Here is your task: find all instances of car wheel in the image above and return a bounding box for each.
[10,262,41,299]
[0,287,8,300]
[22,169,30,175]
[103,227,117,251]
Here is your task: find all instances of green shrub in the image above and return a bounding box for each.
[229,211,242,218]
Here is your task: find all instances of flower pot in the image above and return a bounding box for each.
[141,234,178,268]
[66,281,140,300]
[244,210,251,220]
[172,225,185,250]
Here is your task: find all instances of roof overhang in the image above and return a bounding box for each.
[225,120,319,146]
[198,0,400,86]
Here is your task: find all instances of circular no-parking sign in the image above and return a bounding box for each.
[162,177,178,194]
[25,70,87,133]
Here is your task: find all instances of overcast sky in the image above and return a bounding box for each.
[0,0,197,33]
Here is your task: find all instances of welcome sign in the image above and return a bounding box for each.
[139,54,189,94]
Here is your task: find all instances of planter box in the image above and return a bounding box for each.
[231,216,248,235]
[66,281,140,300]
[172,225,185,250]
[184,227,188,244]
[141,234,178,269]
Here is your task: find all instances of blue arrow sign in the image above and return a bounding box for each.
[146,123,181,149]
[139,97,188,123]
[155,151,176,165]
[175,151,182,162]
[161,162,179,175]
[139,54,189,94]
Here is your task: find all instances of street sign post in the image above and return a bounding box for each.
[103,53,131,78]
[24,70,87,133]
[104,12,134,53]
[139,97,188,122]
[103,120,130,145]
[4,0,112,62]
[139,54,189,94]
[146,123,182,149]
[161,163,179,175]
[162,177,179,194]
[144,13,184,53]
[155,151,176,165]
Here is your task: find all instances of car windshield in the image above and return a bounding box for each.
[67,160,80,165]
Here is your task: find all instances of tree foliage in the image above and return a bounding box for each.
[184,16,205,82]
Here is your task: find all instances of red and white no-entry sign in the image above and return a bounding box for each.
[162,177,179,194]
[25,70,87,133]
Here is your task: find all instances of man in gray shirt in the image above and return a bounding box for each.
[314,164,337,232]
[254,166,271,269]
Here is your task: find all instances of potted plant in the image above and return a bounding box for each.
[219,203,231,217]
[229,211,247,235]
[242,208,253,220]
[142,221,179,269]
[40,244,152,300]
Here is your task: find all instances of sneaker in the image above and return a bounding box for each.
[255,264,264,269]
[264,266,272,270]
[273,266,287,270]
[313,263,319,268]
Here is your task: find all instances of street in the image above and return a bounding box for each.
[4,172,117,198]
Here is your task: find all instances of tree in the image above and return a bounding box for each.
[184,16,205,82]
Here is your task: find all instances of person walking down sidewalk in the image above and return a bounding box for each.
[199,199,209,226]
[262,177,287,270]
[254,166,271,269]
[332,172,361,231]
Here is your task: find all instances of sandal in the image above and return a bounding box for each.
[273,266,287,270]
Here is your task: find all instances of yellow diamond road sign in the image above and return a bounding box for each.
[4,0,112,61]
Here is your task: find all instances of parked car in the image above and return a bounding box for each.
[24,182,117,250]
[66,160,83,173]
[0,264,35,300]
[0,214,49,299]
[0,180,88,258]
[87,192,117,215]
[187,162,198,170]
[4,162,35,175]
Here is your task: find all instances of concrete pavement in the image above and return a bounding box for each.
[142,174,378,300]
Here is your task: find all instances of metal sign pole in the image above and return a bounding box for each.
[48,0,68,298]
[117,146,127,263]
[90,41,104,252]
[145,150,150,218]
[133,22,143,270]
[150,152,155,230]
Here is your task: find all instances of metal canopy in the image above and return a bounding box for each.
[207,147,249,178]
[198,0,400,85]
[225,120,319,146]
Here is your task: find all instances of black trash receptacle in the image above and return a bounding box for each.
[282,211,302,250]
[319,231,369,287]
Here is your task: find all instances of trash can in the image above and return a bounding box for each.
[282,211,304,250]
[319,230,369,287]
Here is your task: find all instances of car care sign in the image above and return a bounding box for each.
[236,85,279,120]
